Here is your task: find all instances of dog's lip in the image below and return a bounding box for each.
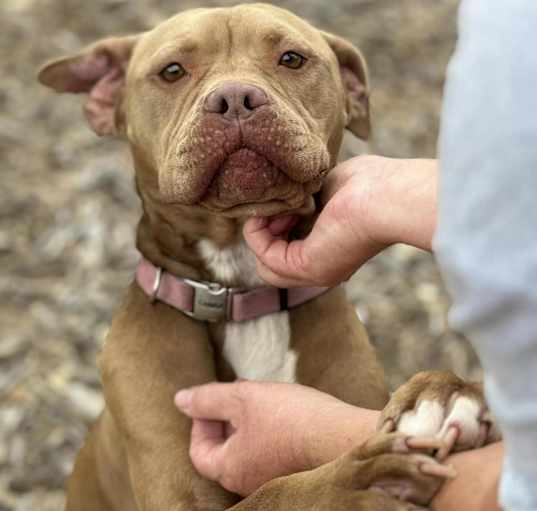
[183,145,267,205]
[198,145,322,203]
[203,195,317,219]
[208,148,280,199]
[207,146,279,183]
[200,191,301,212]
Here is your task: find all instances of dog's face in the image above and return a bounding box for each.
[39,4,370,218]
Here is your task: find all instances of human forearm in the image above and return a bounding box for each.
[299,404,380,469]
[433,442,503,511]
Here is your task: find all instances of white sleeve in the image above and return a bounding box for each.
[435,1,537,510]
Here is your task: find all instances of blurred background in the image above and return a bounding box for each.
[0,0,476,509]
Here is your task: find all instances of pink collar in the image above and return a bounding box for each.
[136,258,330,323]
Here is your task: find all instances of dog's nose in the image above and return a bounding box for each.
[204,83,268,119]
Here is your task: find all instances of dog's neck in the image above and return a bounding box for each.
[133,165,269,288]
[132,155,313,289]
[136,206,249,285]
[130,150,239,282]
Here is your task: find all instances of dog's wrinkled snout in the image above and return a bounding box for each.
[204,83,268,120]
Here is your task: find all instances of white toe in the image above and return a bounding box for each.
[397,400,445,437]
[438,396,482,447]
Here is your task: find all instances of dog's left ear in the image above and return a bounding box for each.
[322,32,370,140]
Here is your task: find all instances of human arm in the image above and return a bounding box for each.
[243,156,438,288]
[175,380,503,511]
[432,443,503,511]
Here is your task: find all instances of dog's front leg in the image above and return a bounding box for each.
[96,285,238,511]
[224,433,452,511]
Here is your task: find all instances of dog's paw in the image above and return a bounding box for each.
[333,432,455,507]
[267,433,452,511]
[378,371,501,460]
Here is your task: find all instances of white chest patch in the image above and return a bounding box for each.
[198,239,297,383]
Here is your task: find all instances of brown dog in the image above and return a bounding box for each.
[39,4,499,510]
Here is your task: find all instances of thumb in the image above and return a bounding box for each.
[190,419,227,482]
[175,382,241,420]
[243,217,313,282]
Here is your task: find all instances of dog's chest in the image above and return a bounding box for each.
[198,240,297,382]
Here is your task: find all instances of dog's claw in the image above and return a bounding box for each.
[380,419,396,434]
[420,462,457,479]
[406,436,445,453]
[436,425,459,461]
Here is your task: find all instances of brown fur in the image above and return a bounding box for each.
[38,4,451,511]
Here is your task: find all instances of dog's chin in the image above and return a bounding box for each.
[203,195,317,219]
[199,148,322,218]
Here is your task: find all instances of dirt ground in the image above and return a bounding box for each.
[0,0,478,509]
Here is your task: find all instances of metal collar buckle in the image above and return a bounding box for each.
[184,279,235,322]
[148,266,239,322]
[150,267,163,304]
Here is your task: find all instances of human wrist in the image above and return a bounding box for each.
[364,157,438,252]
[296,402,380,471]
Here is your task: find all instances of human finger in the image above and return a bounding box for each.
[189,419,227,482]
[175,383,241,421]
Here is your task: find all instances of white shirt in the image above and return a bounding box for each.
[435,1,537,509]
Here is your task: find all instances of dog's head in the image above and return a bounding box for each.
[39,4,370,218]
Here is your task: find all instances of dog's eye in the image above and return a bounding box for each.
[160,63,186,83]
[279,51,307,70]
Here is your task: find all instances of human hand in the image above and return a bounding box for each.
[174,380,379,497]
[243,155,438,288]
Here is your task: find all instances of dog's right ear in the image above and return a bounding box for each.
[38,35,140,137]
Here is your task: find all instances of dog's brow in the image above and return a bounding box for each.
[262,32,285,46]
[151,38,200,60]
[178,40,199,54]
[260,30,315,57]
